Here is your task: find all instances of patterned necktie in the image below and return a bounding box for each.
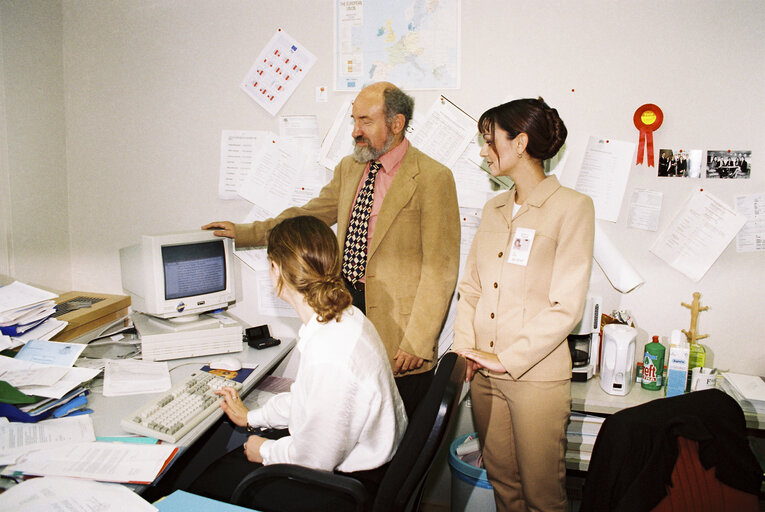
[342,160,382,284]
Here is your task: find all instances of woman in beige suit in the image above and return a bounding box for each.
[453,98,595,512]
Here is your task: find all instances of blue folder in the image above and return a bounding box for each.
[154,490,256,511]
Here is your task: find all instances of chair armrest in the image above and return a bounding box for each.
[231,463,369,512]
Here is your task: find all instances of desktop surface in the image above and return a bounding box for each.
[88,339,295,449]
[571,376,765,430]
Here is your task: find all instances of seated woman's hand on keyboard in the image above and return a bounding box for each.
[216,386,249,427]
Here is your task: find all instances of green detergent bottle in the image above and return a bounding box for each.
[641,336,665,390]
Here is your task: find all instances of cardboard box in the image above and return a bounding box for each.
[51,291,131,342]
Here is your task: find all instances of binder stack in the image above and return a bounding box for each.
[0,281,65,347]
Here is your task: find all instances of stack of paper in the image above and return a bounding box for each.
[0,476,157,511]
[719,372,765,414]
[0,354,99,400]
[566,413,605,468]
[3,441,178,484]
[0,281,65,349]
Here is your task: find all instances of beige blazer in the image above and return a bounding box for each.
[235,145,461,374]
[453,176,595,381]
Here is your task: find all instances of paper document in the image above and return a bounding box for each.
[0,281,57,320]
[627,189,663,232]
[0,366,68,388]
[255,256,298,318]
[5,441,178,484]
[0,415,96,465]
[240,29,317,116]
[238,136,302,215]
[103,359,171,396]
[458,207,483,274]
[13,317,67,343]
[0,301,55,330]
[19,365,98,399]
[594,223,644,293]
[650,190,747,281]
[318,99,354,170]
[0,476,157,512]
[218,130,271,200]
[452,138,499,209]
[15,339,86,366]
[0,355,98,398]
[575,137,635,222]
[735,193,765,252]
[409,96,476,169]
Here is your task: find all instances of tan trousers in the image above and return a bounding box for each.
[471,373,570,512]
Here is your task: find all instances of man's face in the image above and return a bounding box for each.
[351,91,395,162]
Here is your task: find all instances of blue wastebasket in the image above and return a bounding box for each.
[448,432,496,512]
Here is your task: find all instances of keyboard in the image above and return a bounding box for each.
[120,371,242,443]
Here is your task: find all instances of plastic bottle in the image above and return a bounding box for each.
[641,335,665,390]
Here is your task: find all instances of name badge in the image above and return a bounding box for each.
[508,228,535,266]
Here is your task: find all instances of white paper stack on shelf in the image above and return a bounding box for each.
[0,281,65,349]
[719,372,765,414]
[566,412,606,468]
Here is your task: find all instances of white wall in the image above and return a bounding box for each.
[0,0,70,291]
[2,1,764,373]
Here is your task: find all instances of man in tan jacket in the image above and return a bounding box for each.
[204,82,460,417]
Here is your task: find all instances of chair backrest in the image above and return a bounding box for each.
[581,389,762,512]
[372,352,465,512]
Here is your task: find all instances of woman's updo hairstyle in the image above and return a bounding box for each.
[478,97,567,161]
[267,216,352,323]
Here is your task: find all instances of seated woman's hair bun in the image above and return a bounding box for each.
[267,216,352,323]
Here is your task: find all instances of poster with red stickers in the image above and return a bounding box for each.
[240,28,317,116]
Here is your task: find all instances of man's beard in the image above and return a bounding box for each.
[352,131,396,163]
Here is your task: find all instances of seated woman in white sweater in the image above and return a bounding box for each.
[190,215,407,503]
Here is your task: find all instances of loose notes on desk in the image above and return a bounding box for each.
[0,281,64,346]
[15,339,86,366]
[0,355,99,399]
[4,441,178,484]
[0,476,157,512]
[102,359,171,397]
[0,415,95,465]
[0,281,57,320]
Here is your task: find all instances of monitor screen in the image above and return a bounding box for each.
[162,240,226,300]
[119,230,237,321]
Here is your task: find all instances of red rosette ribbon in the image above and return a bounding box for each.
[633,104,663,166]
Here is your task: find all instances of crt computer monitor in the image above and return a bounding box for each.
[119,230,237,322]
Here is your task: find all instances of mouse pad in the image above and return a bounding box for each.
[200,366,254,383]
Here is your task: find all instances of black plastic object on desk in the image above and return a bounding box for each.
[243,324,281,350]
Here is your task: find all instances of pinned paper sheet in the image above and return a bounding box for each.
[575,137,635,222]
[409,96,476,169]
[240,28,317,116]
[594,223,644,293]
[650,190,746,281]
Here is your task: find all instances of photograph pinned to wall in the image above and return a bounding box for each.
[657,149,702,178]
[705,150,751,179]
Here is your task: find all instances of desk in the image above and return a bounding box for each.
[89,339,295,449]
[566,376,765,472]
[572,376,765,430]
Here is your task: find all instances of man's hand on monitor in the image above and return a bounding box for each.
[202,221,235,238]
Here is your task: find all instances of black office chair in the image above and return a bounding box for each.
[230,352,466,512]
[580,389,762,512]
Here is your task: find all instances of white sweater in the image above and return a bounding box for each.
[247,306,408,472]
